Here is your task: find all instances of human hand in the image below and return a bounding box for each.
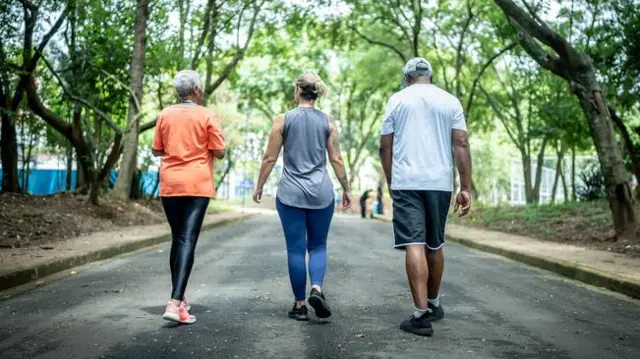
[342,191,352,209]
[253,187,263,203]
[453,190,471,217]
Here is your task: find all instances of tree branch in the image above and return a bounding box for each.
[27,6,70,72]
[493,0,572,59]
[204,0,265,97]
[348,25,407,63]
[516,31,566,79]
[480,84,521,149]
[40,53,124,134]
[465,42,516,116]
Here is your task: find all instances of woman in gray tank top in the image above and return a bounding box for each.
[253,72,352,321]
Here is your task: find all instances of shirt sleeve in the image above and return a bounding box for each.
[152,115,164,151]
[452,100,467,131]
[207,112,226,150]
[381,97,396,135]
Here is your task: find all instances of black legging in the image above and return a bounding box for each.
[161,196,210,300]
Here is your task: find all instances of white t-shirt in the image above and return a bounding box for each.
[381,84,467,191]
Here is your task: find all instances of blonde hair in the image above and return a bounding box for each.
[295,72,327,101]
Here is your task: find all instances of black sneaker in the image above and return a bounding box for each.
[308,288,332,319]
[399,315,434,336]
[422,303,444,322]
[288,303,309,321]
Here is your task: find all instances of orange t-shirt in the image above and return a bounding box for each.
[152,103,225,198]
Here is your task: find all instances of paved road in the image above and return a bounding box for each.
[1,213,639,359]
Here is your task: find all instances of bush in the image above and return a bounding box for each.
[577,164,605,201]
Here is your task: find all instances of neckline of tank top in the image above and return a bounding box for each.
[296,106,317,110]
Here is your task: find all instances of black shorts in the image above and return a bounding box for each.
[391,190,452,251]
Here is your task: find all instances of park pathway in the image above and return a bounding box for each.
[0,213,638,358]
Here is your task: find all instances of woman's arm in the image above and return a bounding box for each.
[327,115,351,194]
[253,114,285,203]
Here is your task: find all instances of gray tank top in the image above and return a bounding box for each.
[277,107,334,209]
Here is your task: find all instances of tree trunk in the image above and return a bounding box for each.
[610,107,640,199]
[521,152,534,204]
[560,165,568,202]
[550,148,565,204]
[532,138,549,204]
[111,0,149,200]
[574,75,637,238]
[66,143,73,191]
[1,112,20,193]
[571,146,576,201]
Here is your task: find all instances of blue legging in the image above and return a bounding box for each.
[276,198,335,301]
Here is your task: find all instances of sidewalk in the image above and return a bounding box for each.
[374,216,640,300]
[0,211,252,292]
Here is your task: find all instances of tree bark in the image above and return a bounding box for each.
[550,147,565,204]
[1,110,20,192]
[610,107,640,199]
[66,143,73,191]
[574,82,637,238]
[561,164,568,202]
[532,138,549,204]
[571,145,576,201]
[521,152,534,204]
[111,0,149,200]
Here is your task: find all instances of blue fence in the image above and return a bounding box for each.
[0,169,160,197]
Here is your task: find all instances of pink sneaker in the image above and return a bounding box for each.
[162,301,196,324]
[183,297,190,311]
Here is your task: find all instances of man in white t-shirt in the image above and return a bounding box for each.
[379,57,472,337]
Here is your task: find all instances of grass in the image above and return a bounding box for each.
[207,200,235,214]
[450,200,614,242]
[450,200,640,257]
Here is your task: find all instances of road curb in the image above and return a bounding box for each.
[0,213,253,292]
[372,215,640,300]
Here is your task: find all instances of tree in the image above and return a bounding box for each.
[481,61,552,204]
[493,0,637,237]
[111,0,149,200]
[0,1,68,193]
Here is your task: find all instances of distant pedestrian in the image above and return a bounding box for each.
[379,58,472,336]
[360,189,371,218]
[377,184,384,215]
[253,72,351,321]
[152,70,226,324]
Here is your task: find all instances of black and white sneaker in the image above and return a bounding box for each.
[424,303,444,322]
[399,314,434,336]
[288,303,309,321]
[308,288,332,319]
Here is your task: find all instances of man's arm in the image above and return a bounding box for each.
[453,129,472,216]
[327,115,350,193]
[453,129,471,191]
[379,134,393,189]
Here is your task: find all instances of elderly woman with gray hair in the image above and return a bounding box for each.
[152,70,226,324]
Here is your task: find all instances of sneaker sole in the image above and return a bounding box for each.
[308,295,332,319]
[162,312,196,324]
[399,323,433,336]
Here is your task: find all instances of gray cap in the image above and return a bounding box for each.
[402,57,433,88]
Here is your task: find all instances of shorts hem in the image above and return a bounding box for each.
[393,242,445,250]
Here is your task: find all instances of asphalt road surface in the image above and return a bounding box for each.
[1,213,639,359]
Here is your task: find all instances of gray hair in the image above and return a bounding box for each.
[173,70,203,100]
